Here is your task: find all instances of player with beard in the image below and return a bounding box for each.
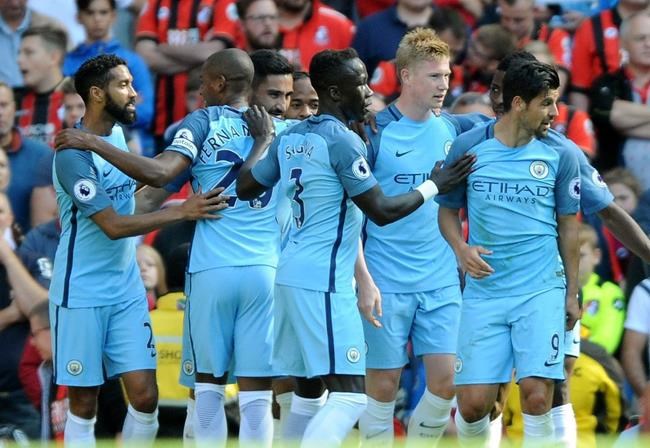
[474,50,650,448]
[250,50,294,119]
[49,54,225,445]
[237,48,473,445]
[437,60,581,446]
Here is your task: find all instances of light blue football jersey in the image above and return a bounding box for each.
[166,106,284,273]
[448,114,614,216]
[436,122,581,299]
[50,125,144,308]
[252,114,378,294]
[363,104,459,293]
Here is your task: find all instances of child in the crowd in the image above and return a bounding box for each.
[579,222,626,354]
[136,244,167,310]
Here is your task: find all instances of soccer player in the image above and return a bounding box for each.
[358,28,464,445]
[286,71,319,121]
[54,49,280,445]
[236,48,474,445]
[49,54,225,445]
[485,50,650,448]
[437,60,581,445]
[250,49,294,119]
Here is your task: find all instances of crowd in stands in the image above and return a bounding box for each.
[1,0,650,444]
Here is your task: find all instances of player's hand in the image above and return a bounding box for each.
[565,293,581,331]
[457,243,494,278]
[54,128,100,152]
[179,187,230,220]
[357,276,382,328]
[429,154,476,194]
[349,112,378,144]
[243,105,275,142]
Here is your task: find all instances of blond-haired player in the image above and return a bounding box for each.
[358,28,471,445]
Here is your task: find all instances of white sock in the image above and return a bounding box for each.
[183,397,195,445]
[276,391,293,437]
[551,404,577,448]
[455,411,490,447]
[359,397,395,444]
[522,412,554,447]
[301,392,367,447]
[122,404,159,446]
[239,390,273,447]
[64,411,96,447]
[193,383,227,445]
[282,392,327,441]
[487,414,503,448]
[407,389,453,445]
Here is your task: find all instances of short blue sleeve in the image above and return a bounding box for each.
[577,149,613,215]
[55,150,112,218]
[555,147,581,215]
[329,128,377,197]
[165,108,212,161]
[251,138,281,188]
[365,123,381,169]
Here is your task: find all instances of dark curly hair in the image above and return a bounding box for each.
[74,54,127,103]
[309,48,359,93]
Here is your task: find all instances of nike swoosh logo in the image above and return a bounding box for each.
[419,422,446,430]
[544,360,558,367]
[103,166,113,177]
[365,428,388,439]
[572,339,580,344]
[395,150,414,157]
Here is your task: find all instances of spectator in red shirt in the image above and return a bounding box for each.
[448,24,515,104]
[212,0,282,52]
[135,0,224,149]
[498,0,571,73]
[14,26,66,148]
[277,0,355,69]
[570,0,650,112]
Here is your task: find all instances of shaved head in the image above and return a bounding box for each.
[203,48,254,90]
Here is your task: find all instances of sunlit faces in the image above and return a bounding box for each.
[0,150,10,192]
[0,192,14,233]
[578,241,601,287]
[137,245,161,292]
[286,75,318,120]
[622,14,650,68]
[401,57,451,111]
[337,58,374,122]
[489,69,506,119]
[0,86,15,139]
[18,35,56,90]
[518,88,559,138]
[242,0,280,50]
[77,0,116,42]
[0,0,27,23]
[498,0,534,41]
[609,182,639,215]
[102,65,137,125]
[63,92,86,128]
[252,73,293,118]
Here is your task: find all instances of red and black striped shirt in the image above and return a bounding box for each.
[136,0,217,137]
[13,87,64,148]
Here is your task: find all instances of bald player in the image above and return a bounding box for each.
[55,48,280,445]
